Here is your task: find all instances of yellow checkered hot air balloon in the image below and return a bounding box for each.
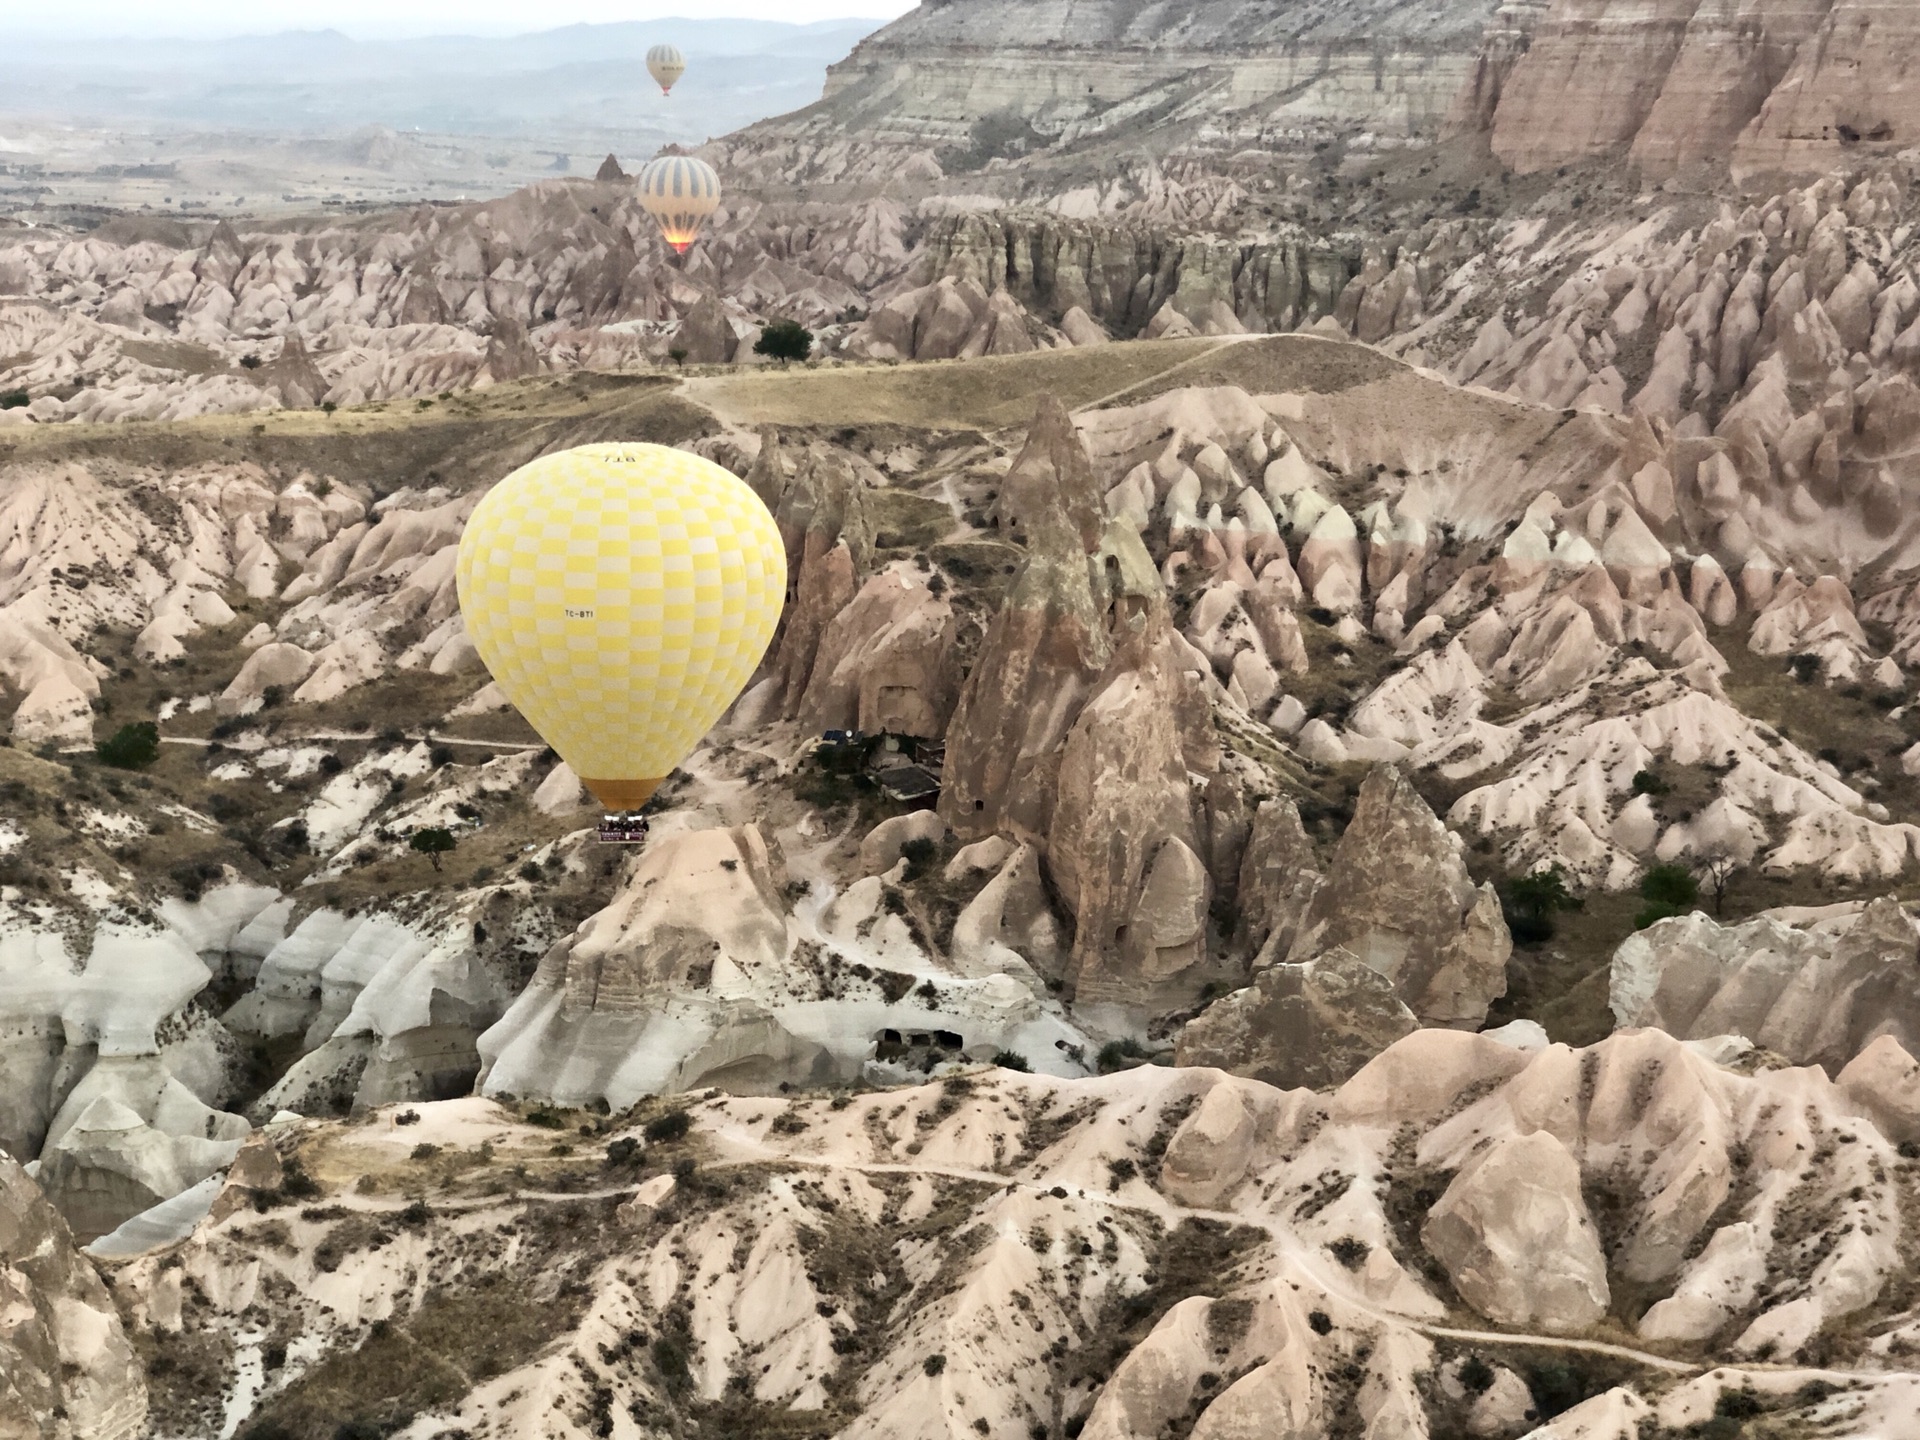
[637,155,720,256]
[456,444,785,815]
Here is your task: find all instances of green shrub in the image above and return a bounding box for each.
[1459,1355,1495,1393]
[754,318,814,366]
[1635,863,1700,929]
[409,827,456,871]
[651,1333,691,1392]
[1502,863,1581,946]
[901,835,939,881]
[993,1050,1030,1072]
[605,1137,641,1168]
[644,1110,692,1144]
[1518,1355,1647,1420]
[1328,1236,1370,1270]
[0,391,28,410]
[97,722,161,769]
[171,859,222,900]
[1714,1388,1764,1419]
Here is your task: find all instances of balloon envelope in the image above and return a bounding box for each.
[456,444,786,811]
[647,43,686,95]
[637,155,721,255]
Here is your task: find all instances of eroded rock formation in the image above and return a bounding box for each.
[1287,766,1511,1029]
[0,1150,146,1440]
[1612,897,1920,1071]
[1175,947,1420,1090]
[940,412,1109,843]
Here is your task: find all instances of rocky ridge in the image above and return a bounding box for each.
[7,324,1920,1247]
[88,1027,1920,1440]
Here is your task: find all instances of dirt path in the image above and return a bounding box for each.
[1068,333,1260,414]
[155,730,542,752]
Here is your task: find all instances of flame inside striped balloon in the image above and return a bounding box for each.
[637,155,720,255]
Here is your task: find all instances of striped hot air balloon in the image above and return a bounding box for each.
[637,155,721,256]
[647,43,686,96]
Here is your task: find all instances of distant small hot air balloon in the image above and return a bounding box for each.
[637,155,721,256]
[647,43,686,96]
[456,444,785,817]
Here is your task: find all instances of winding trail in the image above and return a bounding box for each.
[1068,332,1260,415]
[152,729,541,753]
[692,1112,1712,1379]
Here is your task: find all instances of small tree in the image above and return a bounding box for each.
[1503,863,1582,946]
[1630,769,1670,797]
[754,319,813,368]
[410,827,457,872]
[1635,862,1701,929]
[1695,851,1741,917]
[98,722,161,770]
[667,347,688,369]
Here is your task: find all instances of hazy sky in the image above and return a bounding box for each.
[21,1,917,38]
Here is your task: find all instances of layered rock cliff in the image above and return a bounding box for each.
[1490,0,1920,179]
[813,0,1509,151]
[730,0,1913,184]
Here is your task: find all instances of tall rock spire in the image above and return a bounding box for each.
[940,398,1109,842]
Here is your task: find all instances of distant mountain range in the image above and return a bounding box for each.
[0,19,883,145]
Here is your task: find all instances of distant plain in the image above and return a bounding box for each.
[0,18,878,218]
